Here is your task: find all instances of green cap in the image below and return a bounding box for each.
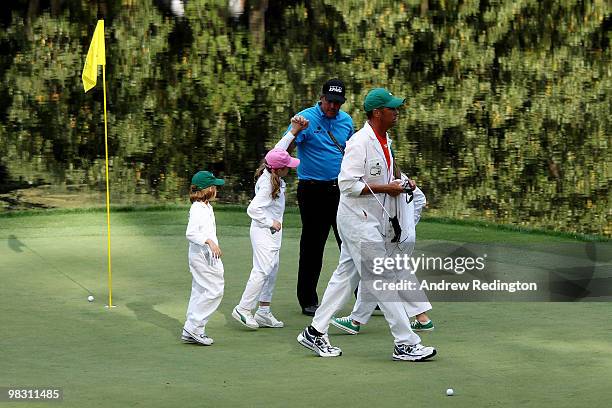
[191,171,225,189]
[363,88,405,112]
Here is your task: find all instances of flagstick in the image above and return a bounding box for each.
[102,64,114,309]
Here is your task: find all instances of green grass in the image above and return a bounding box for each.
[1,208,611,407]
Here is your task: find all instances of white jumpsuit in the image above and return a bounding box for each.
[237,170,285,311]
[311,121,421,346]
[184,201,224,335]
[350,185,432,324]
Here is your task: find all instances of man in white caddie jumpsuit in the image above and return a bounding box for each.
[332,182,433,333]
[297,88,437,361]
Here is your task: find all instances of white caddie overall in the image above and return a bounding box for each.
[350,184,432,324]
[184,202,224,335]
[311,121,422,346]
[237,170,285,310]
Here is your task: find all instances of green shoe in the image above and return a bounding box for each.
[330,316,360,335]
[410,320,434,332]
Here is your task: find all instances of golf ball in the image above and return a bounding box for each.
[446,388,454,396]
[87,295,94,302]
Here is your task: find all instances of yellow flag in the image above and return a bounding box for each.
[82,20,106,93]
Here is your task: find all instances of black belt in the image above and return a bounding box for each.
[298,179,338,186]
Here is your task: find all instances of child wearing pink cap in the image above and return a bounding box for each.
[232,121,305,330]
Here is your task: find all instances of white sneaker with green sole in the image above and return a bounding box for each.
[232,306,259,329]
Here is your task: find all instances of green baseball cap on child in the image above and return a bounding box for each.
[191,171,225,189]
[363,88,405,112]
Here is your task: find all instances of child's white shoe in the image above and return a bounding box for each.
[232,307,259,329]
[254,310,284,328]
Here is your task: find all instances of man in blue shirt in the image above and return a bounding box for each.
[275,79,354,315]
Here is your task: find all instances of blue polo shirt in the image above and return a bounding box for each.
[286,103,354,181]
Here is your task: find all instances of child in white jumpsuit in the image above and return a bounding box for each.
[232,148,301,329]
[181,170,225,346]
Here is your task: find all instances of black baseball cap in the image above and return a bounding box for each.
[321,78,346,104]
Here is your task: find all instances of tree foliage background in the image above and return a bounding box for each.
[0,0,610,235]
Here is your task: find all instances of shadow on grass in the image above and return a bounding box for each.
[126,301,183,334]
[8,234,26,252]
[8,233,94,295]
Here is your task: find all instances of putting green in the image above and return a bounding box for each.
[1,208,610,407]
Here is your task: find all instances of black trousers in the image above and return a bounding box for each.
[296,180,342,309]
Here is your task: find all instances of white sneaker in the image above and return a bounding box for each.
[181,328,214,346]
[232,306,259,329]
[392,343,436,361]
[254,310,284,328]
[297,327,342,357]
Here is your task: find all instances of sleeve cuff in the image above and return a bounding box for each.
[274,131,296,150]
[341,180,365,197]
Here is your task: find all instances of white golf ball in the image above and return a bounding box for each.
[87,295,94,302]
[446,388,454,396]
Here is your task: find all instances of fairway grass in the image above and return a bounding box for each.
[1,208,611,407]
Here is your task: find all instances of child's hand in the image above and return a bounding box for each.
[271,220,282,232]
[206,239,222,258]
[290,115,309,134]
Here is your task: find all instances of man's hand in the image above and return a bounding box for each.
[271,220,282,232]
[385,180,405,197]
[405,178,416,190]
[360,179,406,196]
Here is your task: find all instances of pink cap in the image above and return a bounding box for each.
[265,148,300,170]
